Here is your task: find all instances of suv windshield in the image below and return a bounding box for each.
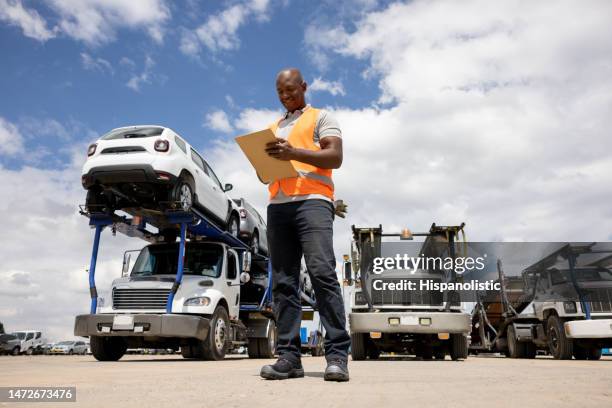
[101,127,164,140]
[131,243,224,278]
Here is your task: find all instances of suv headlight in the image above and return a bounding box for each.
[184,297,211,306]
[563,301,577,313]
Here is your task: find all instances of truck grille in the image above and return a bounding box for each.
[586,288,612,313]
[370,278,443,306]
[112,288,171,310]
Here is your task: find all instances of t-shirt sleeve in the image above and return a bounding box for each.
[314,110,342,143]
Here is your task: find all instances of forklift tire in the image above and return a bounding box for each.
[257,321,277,359]
[450,334,468,361]
[546,315,572,360]
[200,306,229,361]
[350,333,367,361]
[507,326,525,358]
[588,348,602,360]
[90,336,127,361]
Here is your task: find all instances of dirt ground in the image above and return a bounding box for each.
[1,354,611,408]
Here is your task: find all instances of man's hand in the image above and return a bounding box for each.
[266,137,295,161]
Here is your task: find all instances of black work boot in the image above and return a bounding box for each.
[260,358,304,380]
[324,359,349,382]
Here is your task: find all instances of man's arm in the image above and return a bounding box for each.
[265,136,343,169]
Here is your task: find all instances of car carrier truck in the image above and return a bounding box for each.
[344,224,471,361]
[470,243,612,359]
[74,206,278,361]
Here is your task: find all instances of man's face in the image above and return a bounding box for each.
[276,74,306,112]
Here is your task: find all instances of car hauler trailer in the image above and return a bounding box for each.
[343,224,471,361]
[470,244,612,359]
[74,205,278,361]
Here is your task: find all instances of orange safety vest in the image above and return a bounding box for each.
[268,107,335,200]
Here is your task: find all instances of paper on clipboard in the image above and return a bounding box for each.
[235,129,298,184]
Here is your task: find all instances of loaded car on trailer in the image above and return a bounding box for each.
[470,244,612,359]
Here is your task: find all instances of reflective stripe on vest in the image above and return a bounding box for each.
[268,107,335,200]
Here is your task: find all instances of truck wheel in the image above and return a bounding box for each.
[523,342,537,359]
[450,334,468,361]
[546,315,572,360]
[11,347,20,356]
[201,306,229,360]
[247,338,260,358]
[507,326,525,358]
[350,333,367,361]
[311,332,324,357]
[90,336,127,361]
[257,321,277,358]
[181,345,196,359]
[434,349,446,360]
[588,348,602,360]
[367,342,381,360]
[25,348,33,356]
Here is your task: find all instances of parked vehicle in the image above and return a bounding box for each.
[232,198,268,255]
[10,331,45,355]
[74,207,281,362]
[81,125,240,238]
[0,334,21,356]
[471,244,612,360]
[50,341,88,355]
[41,342,55,355]
[344,224,471,361]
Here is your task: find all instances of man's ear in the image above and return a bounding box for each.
[302,81,307,92]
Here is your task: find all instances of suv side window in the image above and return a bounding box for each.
[175,136,187,154]
[26,333,34,341]
[227,252,237,280]
[204,162,223,189]
[190,149,208,174]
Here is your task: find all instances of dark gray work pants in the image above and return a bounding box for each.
[267,199,350,364]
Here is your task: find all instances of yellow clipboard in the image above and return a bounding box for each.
[235,129,298,184]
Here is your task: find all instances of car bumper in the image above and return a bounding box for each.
[74,314,210,340]
[349,311,471,334]
[565,319,612,339]
[49,350,69,354]
[81,164,177,189]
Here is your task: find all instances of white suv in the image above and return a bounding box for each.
[82,125,240,237]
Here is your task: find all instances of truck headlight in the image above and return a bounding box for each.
[184,297,211,306]
[563,301,577,313]
[355,292,367,306]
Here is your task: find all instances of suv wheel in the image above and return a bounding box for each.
[227,214,240,238]
[251,231,260,254]
[174,181,193,211]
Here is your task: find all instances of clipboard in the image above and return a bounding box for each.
[235,129,298,183]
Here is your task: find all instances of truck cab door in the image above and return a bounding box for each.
[225,249,241,320]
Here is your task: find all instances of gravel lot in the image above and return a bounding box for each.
[1,354,611,408]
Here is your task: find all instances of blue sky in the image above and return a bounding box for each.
[0,0,381,171]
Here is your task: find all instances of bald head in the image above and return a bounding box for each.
[276,68,307,113]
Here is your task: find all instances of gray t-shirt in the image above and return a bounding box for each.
[270,105,341,204]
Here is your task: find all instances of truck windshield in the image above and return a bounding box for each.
[131,243,224,278]
[12,332,25,340]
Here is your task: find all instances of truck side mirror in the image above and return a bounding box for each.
[343,261,353,285]
[240,272,251,283]
[242,251,252,272]
[122,254,131,277]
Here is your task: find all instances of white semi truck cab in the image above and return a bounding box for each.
[75,208,277,361]
[345,224,471,361]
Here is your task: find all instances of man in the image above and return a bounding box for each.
[259,68,351,382]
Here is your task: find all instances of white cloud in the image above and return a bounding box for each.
[80,52,114,75]
[205,110,234,133]
[48,0,170,46]
[0,0,56,41]
[0,116,24,156]
[180,0,272,56]
[310,77,346,96]
[234,108,280,133]
[126,56,155,92]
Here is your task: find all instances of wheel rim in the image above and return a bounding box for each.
[214,318,226,352]
[549,326,559,352]
[179,184,192,210]
[230,218,239,237]
[252,235,259,252]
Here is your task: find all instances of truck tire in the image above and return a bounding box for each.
[25,348,33,355]
[90,336,127,361]
[200,306,229,361]
[367,342,381,360]
[523,342,537,359]
[450,334,468,361]
[546,315,572,360]
[311,332,324,357]
[434,349,446,360]
[573,347,588,360]
[507,326,525,358]
[181,345,196,359]
[11,346,20,356]
[257,321,277,359]
[588,348,602,360]
[247,338,260,358]
[350,333,367,361]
